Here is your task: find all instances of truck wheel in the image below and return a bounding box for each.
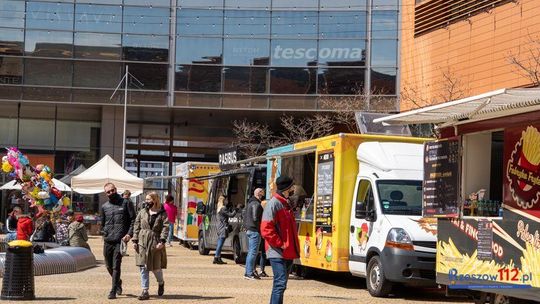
[366,255,393,297]
[198,232,209,255]
[233,238,246,264]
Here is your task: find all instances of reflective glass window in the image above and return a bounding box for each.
[177,9,223,36]
[25,30,73,58]
[123,34,169,62]
[74,32,121,60]
[123,7,169,35]
[24,59,72,86]
[73,61,122,88]
[318,67,365,94]
[271,39,317,67]
[373,0,398,10]
[371,10,398,39]
[19,119,55,150]
[127,63,168,90]
[371,67,396,94]
[0,57,23,85]
[320,0,366,10]
[175,65,221,92]
[271,11,318,39]
[0,28,24,56]
[176,37,222,64]
[272,0,318,10]
[319,12,366,39]
[224,10,270,38]
[223,67,267,93]
[75,4,122,33]
[178,0,223,9]
[124,0,171,6]
[0,0,25,28]
[26,2,74,31]
[77,0,122,4]
[225,0,270,9]
[371,39,397,66]
[269,67,316,94]
[223,39,269,66]
[318,39,366,66]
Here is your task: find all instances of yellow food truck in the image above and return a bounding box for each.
[175,162,219,248]
[266,133,435,297]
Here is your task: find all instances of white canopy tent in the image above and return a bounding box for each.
[71,155,143,196]
[0,178,72,192]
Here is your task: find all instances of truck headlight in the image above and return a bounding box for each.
[385,228,414,250]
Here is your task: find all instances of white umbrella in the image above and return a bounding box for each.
[0,178,72,192]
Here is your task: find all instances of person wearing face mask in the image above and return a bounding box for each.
[261,175,300,304]
[100,183,136,300]
[213,194,237,265]
[132,192,169,300]
[243,188,265,280]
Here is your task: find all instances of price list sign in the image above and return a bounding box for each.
[423,139,460,217]
[477,219,493,261]
[316,152,334,233]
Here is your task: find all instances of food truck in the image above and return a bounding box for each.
[374,88,540,303]
[266,133,437,297]
[175,162,219,248]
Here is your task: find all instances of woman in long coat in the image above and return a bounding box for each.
[132,192,169,300]
[213,195,237,265]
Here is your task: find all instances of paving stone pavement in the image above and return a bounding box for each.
[3,236,470,303]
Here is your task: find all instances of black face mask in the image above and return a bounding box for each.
[143,202,154,209]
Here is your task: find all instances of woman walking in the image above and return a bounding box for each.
[213,195,237,265]
[68,215,90,250]
[132,192,169,300]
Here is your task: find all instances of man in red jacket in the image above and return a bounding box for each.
[261,175,300,304]
[16,214,33,241]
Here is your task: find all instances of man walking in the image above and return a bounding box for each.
[243,188,265,280]
[101,183,136,299]
[163,194,178,246]
[261,176,300,304]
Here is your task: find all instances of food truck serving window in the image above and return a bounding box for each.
[461,131,504,217]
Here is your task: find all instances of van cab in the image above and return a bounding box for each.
[197,166,266,263]
[348,142,437,297]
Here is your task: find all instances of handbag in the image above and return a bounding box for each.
[227,224,233,233]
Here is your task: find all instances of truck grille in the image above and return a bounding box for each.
[412,241,436,249]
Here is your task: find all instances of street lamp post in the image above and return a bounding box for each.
[110,65,143,168]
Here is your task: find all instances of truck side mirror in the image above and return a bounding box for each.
[355,201,367,219]
[196,202,206,215]
[366,210,376,222]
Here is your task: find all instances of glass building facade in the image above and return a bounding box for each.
[0,0,399,110]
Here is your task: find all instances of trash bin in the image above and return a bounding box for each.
[1,240,35,300]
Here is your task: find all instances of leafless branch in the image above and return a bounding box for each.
[277,114,334,144]
[232,119,275,158]
[507,34,540,86]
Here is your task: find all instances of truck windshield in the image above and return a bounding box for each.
[376,180,422,216]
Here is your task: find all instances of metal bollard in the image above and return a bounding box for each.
[1,240,35,300]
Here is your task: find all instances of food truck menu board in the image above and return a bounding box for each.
[423,139,460,217]
[316,152,334,233]
[477,219,493,261]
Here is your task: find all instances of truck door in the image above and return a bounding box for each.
[205,176,230,248]
[349,178,376,276]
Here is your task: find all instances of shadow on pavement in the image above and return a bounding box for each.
[35,297,77,301]
[160,295,234,300]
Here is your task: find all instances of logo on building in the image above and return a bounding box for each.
[272,45,364,61]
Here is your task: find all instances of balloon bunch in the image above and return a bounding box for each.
[1,147,71,214]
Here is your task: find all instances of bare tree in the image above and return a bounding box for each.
[438,67,468,102]
[319,95,367,133]
[232,119,275,158]
[507,34,540,86]
[277,114,335,143]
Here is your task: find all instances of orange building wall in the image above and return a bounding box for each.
[400,0,540,111]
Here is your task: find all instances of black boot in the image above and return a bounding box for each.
[138,290,150,301]
[213,257,226,264]
[158,282,164,296]
[116,280,123,295]
[108,290,117,299]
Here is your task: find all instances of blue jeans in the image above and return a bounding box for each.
[269,258,293,304]
[140,266,164,290]
[167,223,174,244]
[215,237,225,258]
[259,251,267,272]
[245,230,261,276]
[6,232,17,242]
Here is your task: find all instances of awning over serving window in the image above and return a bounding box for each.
[373,88,540,126]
